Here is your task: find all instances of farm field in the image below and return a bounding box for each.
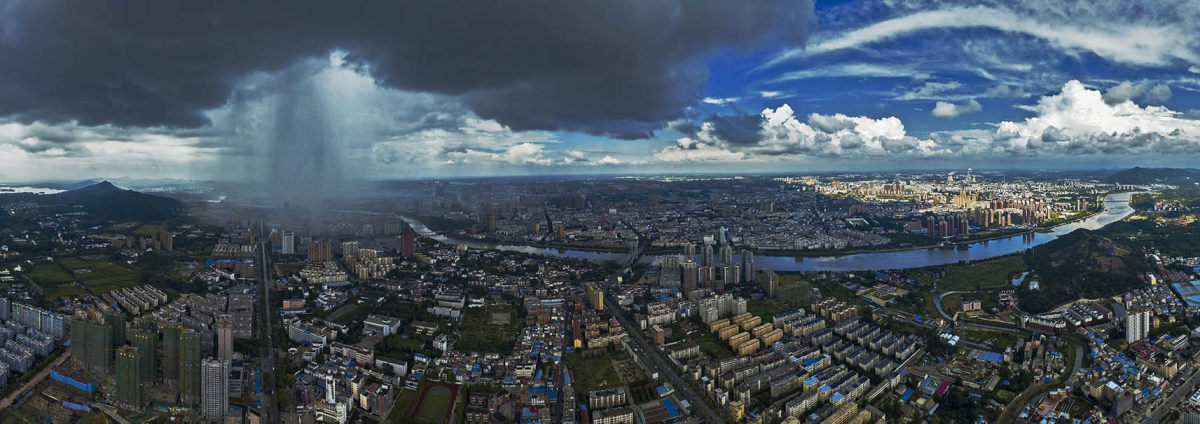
[29,258,141,298]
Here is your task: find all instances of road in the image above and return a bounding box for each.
[257,218,279,424]
[1147,366,1200,422]
[92,402,133,424]
[597,224,724,422]
[605,296,724,423]
[0,352,67,409]
[933,291,967,321]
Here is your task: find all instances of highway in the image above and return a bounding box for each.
[257,218,280,424]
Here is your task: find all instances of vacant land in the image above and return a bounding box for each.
[914,254,1027,292]
[455,305,519,354]
[31,258,140,298]
[131,223,166,236]
[693,331,736,360]
[747,299,786,322]
[564,351,623,394]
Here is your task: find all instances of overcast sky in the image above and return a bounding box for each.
[2,0,1200,182]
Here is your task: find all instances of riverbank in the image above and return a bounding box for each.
[399,191,1138,272]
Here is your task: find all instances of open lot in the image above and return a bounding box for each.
[30,258,141,298]
[564,350,624,394]
[746,299,786,322]
[915,254,1027,292]
[455,305,519,354]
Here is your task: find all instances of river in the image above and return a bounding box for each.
[399,192,1138,272]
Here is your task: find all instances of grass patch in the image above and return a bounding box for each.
[131,223,166,236]
[746,299,786,322]
[455,306,519,354]
[31,258,141,298]
[29,263,72,283]
[915,255,1028,292]
[692,331,736,360]
[74,260,140,295]
[564,350,623,394]
[994,388,1017,403]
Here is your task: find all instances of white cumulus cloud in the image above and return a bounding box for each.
[931,99,983,118]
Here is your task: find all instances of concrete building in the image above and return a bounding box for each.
[1127,309,1151,343]
[586,283,604,310]
[363,315,402,337]
[216,321,233,363]
[201,358,230,419]
[115,346,143,408]
[130,330,157,384]
[180,330,202,405]
[161,322,182,382]
[762,269,778,298]
[281,231,295,255]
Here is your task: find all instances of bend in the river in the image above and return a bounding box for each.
[399,192,1138,272]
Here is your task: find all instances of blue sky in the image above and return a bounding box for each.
[2,0,1200,181]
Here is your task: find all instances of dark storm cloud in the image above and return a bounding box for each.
[0,0,814,138]
[705,110,765,146]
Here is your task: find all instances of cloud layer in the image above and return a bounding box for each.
[657,80,1200,162]
[0,0,813,138]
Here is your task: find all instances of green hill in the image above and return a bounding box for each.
[1106,167,1200,185]
[1018,229,1149,313]
[55,181,182,221]
[0,181,183,221]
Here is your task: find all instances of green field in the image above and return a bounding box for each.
[131,223,167,236]
[454,306,519,354]
[693,331,736,360]
[564,351,623,394]
[30,258,141,298]
[746,299,786,322]
[915,254,1027,292]
[412,384,455,423]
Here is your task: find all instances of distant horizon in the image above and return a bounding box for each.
[4,165,1195,189]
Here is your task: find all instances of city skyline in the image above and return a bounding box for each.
[1,0,1199,184]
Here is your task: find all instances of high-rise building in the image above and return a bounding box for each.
[762,269,778,298]
[281,231,295,255]
[200,358,230,419]
[741,249,755,282]
[157,229,173,252]
[683,244,697,262]
[308,240,332,263]
[216,321,233,363]
[83,319,114,374]
[161,322,182,382]
[719,245,733,267]
[130,330,157,384]
[103,310,126,348]
[400,231,416,257]
[180,330,202,405]
[341,241,359,259]
[1127,310,1151,343]
[585,284,604,310]
[115,346,142,408]
[701,244,714,268]
[681,261,699,300]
